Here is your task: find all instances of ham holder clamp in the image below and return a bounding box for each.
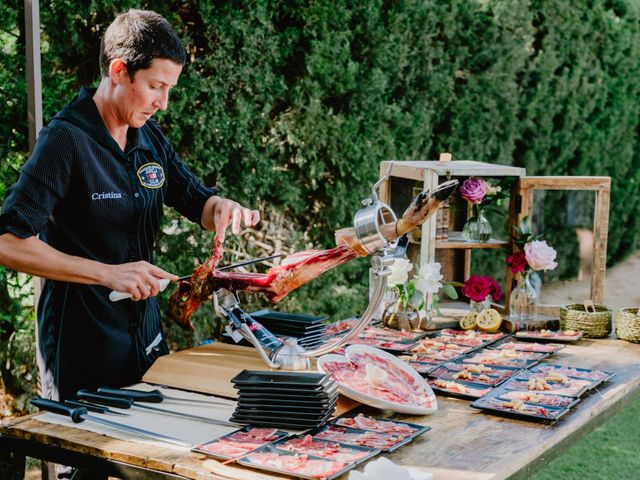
[206,166,458,370]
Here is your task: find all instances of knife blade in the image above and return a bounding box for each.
[97,386,230,406]
[109,253,282,302]
[31,398,191,447]
[77,391,239,428]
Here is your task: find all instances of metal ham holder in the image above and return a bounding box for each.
[212,163,440,370]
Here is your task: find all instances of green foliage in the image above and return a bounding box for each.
[1,0,640,411]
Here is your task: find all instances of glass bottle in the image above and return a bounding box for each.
[462,205,492,242]
[509,270,538,328]
[469,296,492,313]
[382,299,420,331]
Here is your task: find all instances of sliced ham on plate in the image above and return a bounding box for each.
[317,345,437,415]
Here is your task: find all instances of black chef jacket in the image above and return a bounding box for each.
[0,87,217,400]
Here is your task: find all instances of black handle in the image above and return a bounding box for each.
[97,387,164,403]
[65,399,109,414]
[31,398,86,423]
[77,390,133,409]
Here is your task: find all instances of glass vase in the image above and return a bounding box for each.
[382,300,420,331]
[469,296,492,313]
[509,270,538,327]
[462,206,492,242]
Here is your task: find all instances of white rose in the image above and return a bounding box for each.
[387,258,413,286]
[413,262,443,294]
[524,240,558,271]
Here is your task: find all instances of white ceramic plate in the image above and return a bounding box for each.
[317,345,437,415]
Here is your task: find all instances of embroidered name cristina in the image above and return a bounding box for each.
[91,192,123,200]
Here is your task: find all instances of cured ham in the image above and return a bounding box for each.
[318,346,436,415]
[277,435,370,462]
[313,425,401,450]
[321,359,423,406]
[335,414,419,439]
[169,181,458,331]
[245,451,347,479]
[197,427,283,459]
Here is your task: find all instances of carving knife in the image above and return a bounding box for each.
[64,399,130,416]
[109,253,282,302]
[31,398,191,447]
[77,391,239,428]
[97,386,230,406]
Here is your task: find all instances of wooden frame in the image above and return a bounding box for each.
[516,176,611,315]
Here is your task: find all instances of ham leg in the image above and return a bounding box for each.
[168,180,457,331]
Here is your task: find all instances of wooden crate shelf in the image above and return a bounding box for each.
[435,232,509,249]
[378,158,611,316]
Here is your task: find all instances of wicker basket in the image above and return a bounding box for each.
[560,303,612,338]
[615,308,640,343]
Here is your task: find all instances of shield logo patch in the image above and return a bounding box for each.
[137,163,165,189]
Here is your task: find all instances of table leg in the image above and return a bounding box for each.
[0,448,25,480]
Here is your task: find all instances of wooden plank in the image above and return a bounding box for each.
[591,186,610,304]
[519,176,611,190]
[436,233,508,249]
[142,343,358,417]
[380,160,526,182]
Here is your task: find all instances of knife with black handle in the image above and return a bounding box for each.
[65,399,130,416]
[78,391,238,427]
[31,398,191,447]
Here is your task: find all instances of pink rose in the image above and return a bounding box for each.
[460,178,487,204]
[524,240,558,271]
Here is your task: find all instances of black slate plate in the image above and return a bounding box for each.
[471,395,570,422]
[238,444,357,480]
[191,426,290,461]
[231,370,331,387]
[529,364,615,391]
[332,414,430,442]
[427,378,494,400]
[271,435,380,464]
[250,309,328,325]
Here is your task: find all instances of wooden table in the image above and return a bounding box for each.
[2,338,639,480]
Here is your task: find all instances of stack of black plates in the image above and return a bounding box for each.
[231,370,339,430]
[250,309,330,349]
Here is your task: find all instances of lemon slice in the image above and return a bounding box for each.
[476,308,503,332]
[459,311,478,330]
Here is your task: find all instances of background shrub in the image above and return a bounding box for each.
[1,0,639,412]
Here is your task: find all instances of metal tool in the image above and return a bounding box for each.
[65,399,130,416]
[109,254,282,302]
[97,386,230,406]
[31,398,191,447]
[77,391,239,428]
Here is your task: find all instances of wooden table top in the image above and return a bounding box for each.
[2,337,639,480]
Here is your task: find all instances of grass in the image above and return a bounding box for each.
[531,395,640,480]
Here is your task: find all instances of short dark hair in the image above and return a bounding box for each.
[99,9,186,79]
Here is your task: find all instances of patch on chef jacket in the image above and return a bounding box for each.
[137,163,165,189]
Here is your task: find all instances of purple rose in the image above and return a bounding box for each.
[460,178,487,204]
